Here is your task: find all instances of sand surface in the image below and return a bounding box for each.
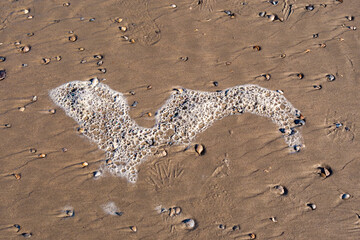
[0,0,359,239]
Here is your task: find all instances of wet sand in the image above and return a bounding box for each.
[1,0,360,239]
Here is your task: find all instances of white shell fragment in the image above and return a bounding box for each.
[181,218,196,230]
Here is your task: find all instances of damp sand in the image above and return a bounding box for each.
[0,0,360,239]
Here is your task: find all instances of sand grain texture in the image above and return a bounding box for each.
[0,0,359,239]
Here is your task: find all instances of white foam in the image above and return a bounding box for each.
[49,81,304,183]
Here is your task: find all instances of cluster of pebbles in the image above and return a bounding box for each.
[49,80,305,183]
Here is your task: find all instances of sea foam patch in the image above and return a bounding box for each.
[49,80,304,183]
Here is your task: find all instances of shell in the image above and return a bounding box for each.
[261,74,271,81]
[27,32,34,37]
[259,11,266,17]
[194,144,205,155]
[27,15,34,19]
[13,173,21,180]
[313,33,319,38]
[280,53,286,58]
[305,5,314,11]
[0,69,6,80]
[232,225,240,231]
[170,4,177,8]
[97,60,103,66]
[68,35,78,42]
[319,43,326,48]
[31,96,38,102]
[21,233,32,238]
[129,39,136,43]
[297,73,304,79]
[252,45,261,51]
[89,77,99,87]
[94,54,103,60]
[181,219,196,230]
[78,47,85,51]
[20,45,31,53]
[174,207,181,215]
[18,107,26,112]
[313,85,322,90]
[77,127,85,133]
[41,58,51,65]
[129,226,137,233]
[249,233,257,239]
[48,109,56,114]
[54,56,62,61]
[169,207,176,217]
[326,74,335,82]
[119,26,127,32]
[307,203,316,210]
[218,224,226,229]
[341,193,350,200]
[13,224,21,232]
[93,171,102,178]
[38,153,47,158]
[63,2,70,6]
[270,217,277,222]
[0,56,5,62]
[114,17,123,23]
[82,162,89,167]
[317,166,331,178]
[4,123,11,128]
[346,16,354,21]
[273,185,287,195]
[29,148,37,153]
[147,85,152,90]
[98,68,107,73]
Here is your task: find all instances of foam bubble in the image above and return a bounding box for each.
[49,81,304,183]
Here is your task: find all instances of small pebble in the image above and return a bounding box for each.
[38,153,47,158]
[147,85,152,90]
[345,16,354,21]
[80,59,87,64]
[27,32,34,37]
[62,147,68,152]
[89,18,96,22]
[280,53,286,58]
[18,106,26,112]
[119,26,127,32]
[0,56,5,62]
[82,162,89,167]
[3,123,11,128]
[0,69,6,80]
[97,60,103,66]
[319,43,326,48]
[27,15,34,20]
[249,233,256,239]
[213,81,218,87]
[170,4,177,8]
[22,9,30,14]
[313,33,319,38]
[31,96,37,102]
[22,63,28,67]
[48,109,56,114]
[54,56,62,61]
[313,85,322,90]
[78,47,85,51]
[63,2,70,7]
[129,91,135,95]
[270,217,278,222]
